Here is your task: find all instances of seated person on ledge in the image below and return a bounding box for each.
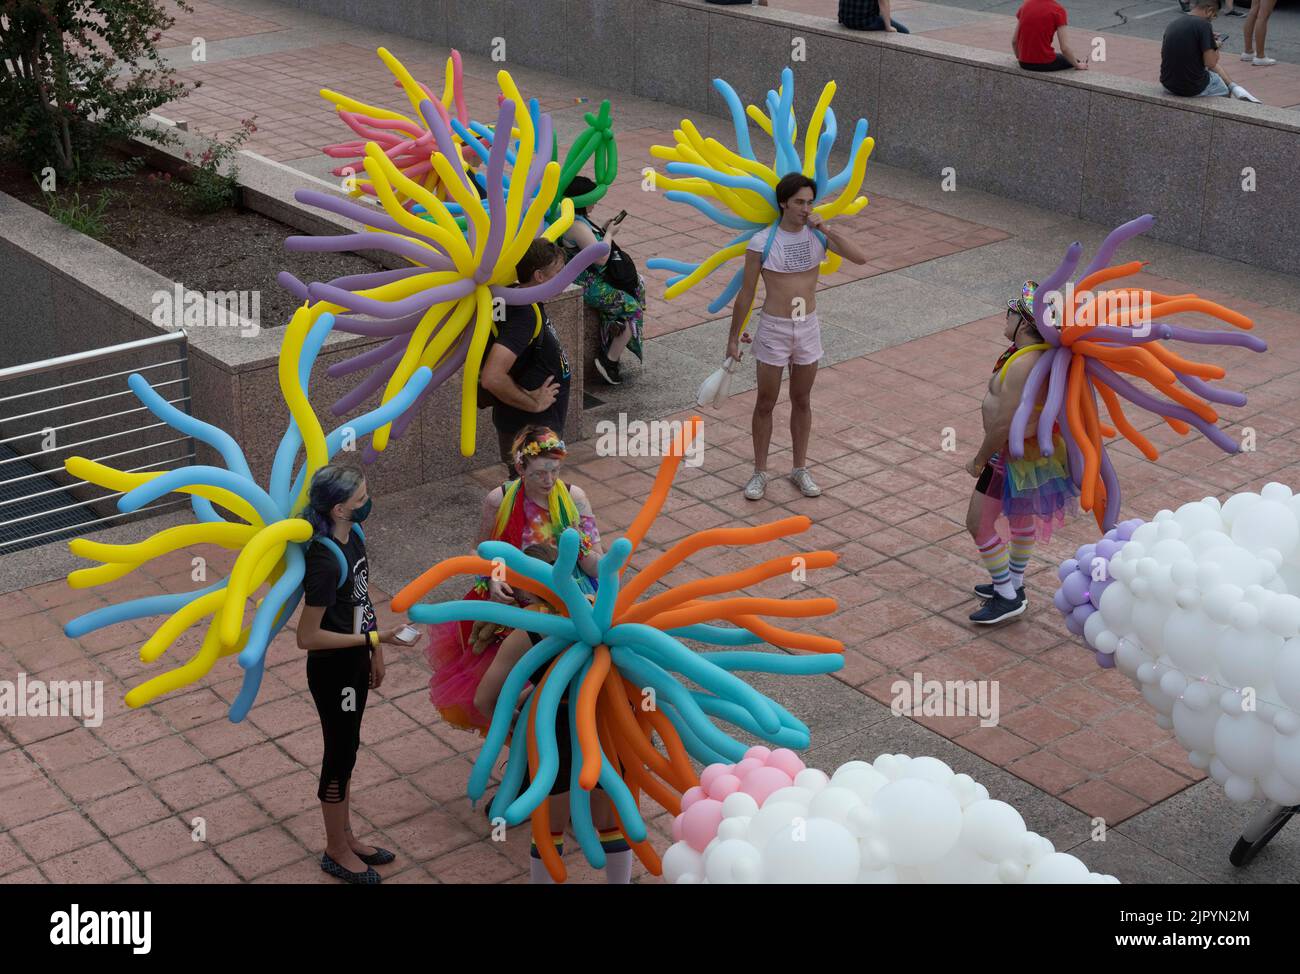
[1013,0,1089,71]
[839,0,909,33]
[1161,0,1239,97]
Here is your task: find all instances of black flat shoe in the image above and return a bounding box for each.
[321,853,382,884]
[356,846,396,866]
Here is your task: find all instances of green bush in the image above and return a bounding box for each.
[0,0,194,186]
[177,117,257,213]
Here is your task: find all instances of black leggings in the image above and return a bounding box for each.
[307,644,371,803]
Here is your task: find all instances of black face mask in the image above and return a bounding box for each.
[350,498,372,523]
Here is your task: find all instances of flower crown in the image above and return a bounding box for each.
[515,435,565,464]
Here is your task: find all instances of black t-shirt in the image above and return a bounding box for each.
[1161,15,1214,96]
[303,531,377,636]
[490,301,571,435]
[839,0,881,27]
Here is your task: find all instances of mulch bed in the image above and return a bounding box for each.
[0,156,384,330]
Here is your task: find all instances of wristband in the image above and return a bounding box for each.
[367,630,378,651]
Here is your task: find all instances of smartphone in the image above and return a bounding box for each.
[393,624,420,645]
[1214,32,1229,47]
[603,209,627,233]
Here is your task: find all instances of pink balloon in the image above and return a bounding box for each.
[732,758,763,779]
[745,746,773,762]
[706,773,742,801]
[671,814,683,841]
[681,798,725,853]
[740,766,793,806]
[681,785,707,811]
[699,763,732,793]
[767,748,805,779]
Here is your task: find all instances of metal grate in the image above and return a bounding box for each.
[0,441,97,553]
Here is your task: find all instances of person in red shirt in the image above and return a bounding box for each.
[1013,0,1090,71]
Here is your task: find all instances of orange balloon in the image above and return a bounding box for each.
[575,645,611,790]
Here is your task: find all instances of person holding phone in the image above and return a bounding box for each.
[297,463,405,884]
[560,176,645,386]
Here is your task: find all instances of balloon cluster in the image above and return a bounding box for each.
[663,751,1117,883]
[1052,517,1145,663]
[321,47,617,222]
[645,66,873,324]
[62,310,433,721]
[1061,484,1300,805]
[1011,214,1265,531]
[390,419,846,881]
[282,68,611,459]
[321,47,472,209]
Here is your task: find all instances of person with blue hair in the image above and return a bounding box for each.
[297,463,405,884]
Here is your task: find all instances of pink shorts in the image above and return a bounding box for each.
[752,310,823,367]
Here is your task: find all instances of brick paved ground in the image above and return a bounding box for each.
[3,0,1299,883]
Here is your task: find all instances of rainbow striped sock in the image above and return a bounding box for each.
[530,831,565,860]
[1008,527,1036,588]
[977,534,1011,586]
[598,828,630,855]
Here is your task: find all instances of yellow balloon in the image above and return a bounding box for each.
[218,518,313,646]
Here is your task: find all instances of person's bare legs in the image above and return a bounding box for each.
[322,797,367,871]
[1253,0,1277,59]
[1244,0,1259,54]
[752,362,784,472]
[788,361,818,469]
[343,795,376,857]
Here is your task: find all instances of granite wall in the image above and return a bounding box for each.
[272,0,1300,276]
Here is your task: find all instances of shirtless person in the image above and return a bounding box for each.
[727,173,868,500]
[965,281,1076,624]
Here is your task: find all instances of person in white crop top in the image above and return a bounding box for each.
[725,173,868,501]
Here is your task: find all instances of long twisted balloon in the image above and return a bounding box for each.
[645,66,873,326]
[62,308,433,721]
[283,70,611,459]
[390,418,845,881]
[1009,214,1266,531]
[321,47,474,209]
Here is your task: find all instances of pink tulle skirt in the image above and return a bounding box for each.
[424,617,507,735]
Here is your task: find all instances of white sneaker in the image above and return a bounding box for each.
[743,470,769,501]
[1253,57,1277,66]
[1240,52,1256,61]
[789,467,822,497]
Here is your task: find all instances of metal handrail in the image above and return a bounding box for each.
[0,396,190,446]
[0,330,186,383]
[0,498,190,550]
[0,329,194,553]
[0,377,187,426]
[0,357,187,407]
[0,452,196,508]
[0,436,190,488]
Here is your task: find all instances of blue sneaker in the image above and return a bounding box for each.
[969,590,1027,624]
[974,583,1025,603]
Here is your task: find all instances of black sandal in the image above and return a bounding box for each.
[321,853,382,884]
[356,846,396,866]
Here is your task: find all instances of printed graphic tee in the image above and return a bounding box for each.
[304,530,377,636]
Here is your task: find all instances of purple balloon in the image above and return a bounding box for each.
[1036,348,1071,455]
[1096,650,1116,669]
[1008,350,1055,459]
[1065,613,1085,636]
[1076,544,1097,564]
[1076,213,1155,282]
[1089,577,1112,606]
[1071,603,1095,626]
[1053,587,1073,614]
[1096,539,1120,560]
[1062,571,1091,606]
[1058,558,1079,581]
[493,241,609,301]
[1033,240,1083,349]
